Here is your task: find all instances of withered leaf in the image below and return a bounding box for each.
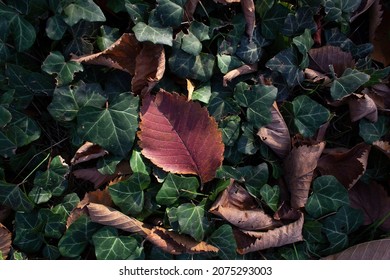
[330,93,378,122]
[351,0,377,22]
[138,89,224,183]
[184,0,200,21]
[366,84,390,111]
[317,142,371,189]
[304,68,331,84]
[257,102,290,159]
[373,140,390,158]
[0,205,11,224]
[241,0,255,39]
[71,33,141,75]
[0,223,11,260]
[284,140,326,209]
[371,2,390,66]
[223,63,258,87]
[234,212,304,254]
[274,201,302,221]
[210,180,281,230]
[71,142,108,165]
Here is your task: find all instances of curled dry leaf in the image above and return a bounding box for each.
[183,0,200,21]
[365,84,390,111]
[304,68,331,84]
[371,2,390,66]
[257,102,290,159]
[324,238,390,260]
[373,140,390,158]
[0,223,11,259]
[186,79,195,101]
[330,93,378,122]
[71,142,108,165]
[138,89,224,183]
[308,45,355,76]
[349,181,390,231]
[234,212,304,254]
[317,142,371,189]
[210,180,281,230]
[241,0,255,39]
[223,63,258,87]
[284,140,326,209]
[274,201,302,221]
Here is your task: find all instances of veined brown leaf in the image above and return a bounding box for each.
[0,223,11,260]
[223,63,258,87]
[138,89,224,183]
[324,238,390,259]
[71,142,108,165]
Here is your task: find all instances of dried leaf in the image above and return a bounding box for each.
[183,0,200,21]
[235,212,304,254]
[371,3,390,66]
[0,205,11,224]
[349,181,390,231]
[330,93,378,122]
[132,42,165,96]
[186,79,195,101]
[257,102,290,159]
[210,180,281,230]
[87,203,151,236]
[241,0,255,39]
[138,89,224,183]
[324,238,390,259]
[373,140,390,158]
[367,84,390,111]
[274,201,302,221]
[0,223,11,259]
[146,227,219,255]
[351,0,377,22]
[71,142,108,165]
[71,33,141,74]
[284,140,326,209]
[304,68,332,84]
[308,45,355,76]
[317,143,371,189]
[223,63,257,86]
[368,0,383,42]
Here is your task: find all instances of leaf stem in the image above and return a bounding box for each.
[17,152,50,187]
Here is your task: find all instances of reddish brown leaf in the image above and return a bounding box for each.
[304,68,332,84]
[330,93,378,122]
[274,201,302,221]
[146,227,219,255]
[183,0,200,21]
[234,212,304,254]
[138,89,224,183]
[0,205,11,224]
[366,84,390,111]
[223,63,258,86]
[71,142,108,165]
[317,142,371,189]
[368,0,383,43]
[0,223,11,260]
[71,33,141,75]
[349,181,390,231]
[241,0,255,39]
[132,43,165,96]
[308,45,355,76]
[324,238,390,260]
[257,102,290,159]
[373,140,390,158]
[371,2,390,66]
[284,140,326,209]
[209,180,281,230]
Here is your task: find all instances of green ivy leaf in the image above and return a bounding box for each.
[133,22,173,46]
[261,4,290,39]
[305,175,349,219]
[63,0,106,26]
[236,32,268,64]
[44,212,66,239]
[359,116,390,144]
[41,51,83,86]
[0,106,12,128]
[97,25,120,51]
[282,7,317,37]
[208,224,237,260]
[155,0,185,27]
[330,68,370,100]
[220,115,241,146]
[124,0,150,24]
[189,21,210,42]
[0,180,34,212]
[58,215,101,258]
[42,245,61,260]
[191,82,212,104]
[177,203,209,241]
[260,184,280,212]
[46,15,67,41]
[291,95,330,138]
[156,173,199,206]
[237,163,269,198]
[207,85,240,121]
[217,55,245,74]
[52,193,80,218]
[237,123,259,155]
[92,227,143,260]
[181,31,202,56]
[13,212,43,253]
[293,28,314,68]
[77,93,139,157]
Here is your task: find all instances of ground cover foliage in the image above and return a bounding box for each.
[0,0,390,260]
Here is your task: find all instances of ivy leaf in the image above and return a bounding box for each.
[282,7,317,37]
[63,0,106,26]
[260,184,280,212]
[180,31,202,56]
[261,4,290,40]
[0,106,11,128]
[132,22,173,46]
[92,227,143,260]
[305,175,349,219]
[97,25,120,51]
[130,149,149,175]
[13,212,43,253]
[330,68,370,100]
[220,115,241,146]
[124,0,150,24]
[191,82,212,104]
[237,163,269,198]
[46,15,67,41]
[189,21,210,42]
[236,33,268,64]
[156,173,199,206]
[77,93,139,157]
[156,0,186,27]
[217,55,245,74]
[0,180,34,212]
[208,224,237,260]
[8,14,36,52]
[359,116,390,144]
[41,51,83,86]
[177,203,209,241]
[291,95,330,138]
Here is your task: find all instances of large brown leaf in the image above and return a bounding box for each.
[0,223,11,260]
[209,180,281,230]
[330,93,378,122]
[324,238,390,259]
[223,63,258,86]
[234,212,304,254]
[257,102,290,159]
[371,2,390,66]
[317,142,371,189]
[366,84,390,111]
[284,139,326,209]
[138,89,224,183]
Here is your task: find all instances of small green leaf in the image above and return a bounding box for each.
[237,123,259,155]
[177,203,209,241]
[52,193,80,218]
[0,106,12,128]
[63,0,106,26]
[208,224,237,260]
[46,15,67,40]
[359,116,390,144]
[77,93,139,157]
[181,31,202,56]
[261,4,290,39]
[190,53,215,82]
[305,175,349,219]
[220,115,241,146]
[124,0,149,24]
[155,0,186,27]
[207,86,241,121]
[260,184,280,212]
[292,95,330,138]
[14,212,43,253]
[282,7,317,37]
[44,212,66,239]
[236,33,267,64]
[293,29,314,54]
[130,150,149,175]
[41,51,83,86]
[97,156,121,175]
[217,55,245,74]
[0,180,34,212]
[191,82,212,104]
[156,173,199,206]
[42,245,61,260]
[330,68,370,100]
[132,22,173,46]
[237,163,269,198]
[97,25,120,51]
[92,227,143,260]
[189,21,210,42]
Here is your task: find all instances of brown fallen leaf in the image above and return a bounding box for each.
[370,2,390,66]
[223,63,258,86]
[365,84,390,111]
[0,223,11,260]
[330,93,378,122]
[317,142,371,189]
[349,181,390,231]
[234,212,304,254]
[71,142,108,165]
[210,180,281,230]
[324,238,390,260]
[241,0,255,39]
[284,139,326,209]
[304,68,332,84]
[257,102,290,159]
[0,205,11,224]
[186,79,195,101]
[373,140,390,158]
[350,0,377,22]
[274,201,302,222]
[183,0,200,21]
